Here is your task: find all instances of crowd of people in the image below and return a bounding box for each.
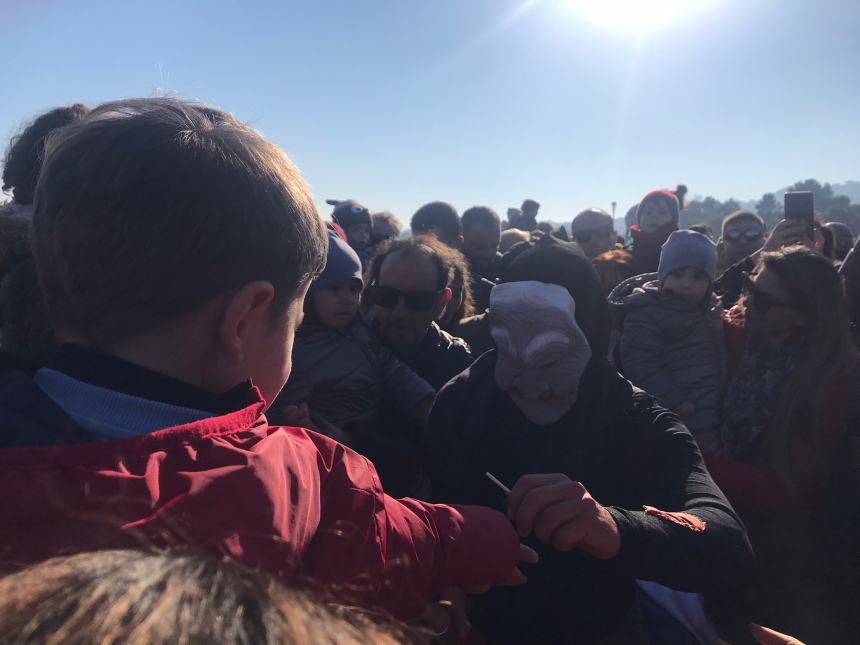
[0,98,857,644]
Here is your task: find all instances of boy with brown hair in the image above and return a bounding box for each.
[0,98,529,620]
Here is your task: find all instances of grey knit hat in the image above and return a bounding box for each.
[658,229,717,284]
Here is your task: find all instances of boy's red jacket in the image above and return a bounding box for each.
[0,383,519,620]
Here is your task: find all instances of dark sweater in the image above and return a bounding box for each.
[425,351,754,644]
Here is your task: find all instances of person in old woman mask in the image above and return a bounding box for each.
[424,236,754,644]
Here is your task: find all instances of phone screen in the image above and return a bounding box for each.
[784,191,815,237]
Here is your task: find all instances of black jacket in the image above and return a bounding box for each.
[399,322,473,391]
[426,351,754,643]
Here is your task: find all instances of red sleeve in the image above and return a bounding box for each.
[303,435,520,620]
[704,454,790,513]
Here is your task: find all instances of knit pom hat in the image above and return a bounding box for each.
[311,227,364,293]
[658,229,717,284]
[327,199,372,233]
[636,190,681,226]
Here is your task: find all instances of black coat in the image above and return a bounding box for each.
[426,351,754,644]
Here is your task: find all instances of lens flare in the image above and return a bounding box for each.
[563,0,710,33]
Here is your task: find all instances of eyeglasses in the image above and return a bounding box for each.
[724,228,764,243]
[367,281,442,312]
[742,274,803,315]
[572,227,614,243]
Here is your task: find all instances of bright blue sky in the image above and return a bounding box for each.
[3,0,859,223]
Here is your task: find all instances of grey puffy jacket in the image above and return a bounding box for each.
[609,273,726,432]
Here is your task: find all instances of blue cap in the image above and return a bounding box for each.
[311,228,364,293]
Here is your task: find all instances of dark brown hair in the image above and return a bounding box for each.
[461,206,500,234]
[2,104,90,205]
[410,202,462,247]
[439,243,475,326]
[361,236,458,315]
[32,98,327,346]
[0,550,417,644]
[756,247,855,493]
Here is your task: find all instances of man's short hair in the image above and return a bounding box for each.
[571,208,612,231]
[521,199,540,210]
[721,210,765,237]
[461,206,501,235]
[32,98,327,345]
[371,211,402,237]
[410,202,462,247]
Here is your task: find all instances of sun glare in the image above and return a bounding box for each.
[563,0,710,33]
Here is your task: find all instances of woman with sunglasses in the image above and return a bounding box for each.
[707,246,859,643]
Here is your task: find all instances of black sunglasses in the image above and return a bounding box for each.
[367,281,441,312]
[572,227,613,243]
[724,228,763,243]
[742,274,803,315]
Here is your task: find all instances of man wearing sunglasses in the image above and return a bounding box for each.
[365,237,474,390]
[570,208,618,259]
[718,211,766,272]
[715,215,814,308]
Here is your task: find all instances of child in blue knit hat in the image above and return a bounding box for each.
[272,226,435,493]
[609,230,727,454]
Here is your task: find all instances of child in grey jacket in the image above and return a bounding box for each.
[609,230,726,454]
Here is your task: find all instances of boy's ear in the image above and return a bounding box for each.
[218,281,276,365]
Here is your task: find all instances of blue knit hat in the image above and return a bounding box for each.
[311,228,364,293]
[658,229,717,284]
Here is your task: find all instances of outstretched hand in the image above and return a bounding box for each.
[464,543,539,595]
[507,474,621,559]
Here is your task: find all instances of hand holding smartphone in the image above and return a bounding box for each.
[784,191,815,239]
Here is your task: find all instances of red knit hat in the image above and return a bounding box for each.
[635,190,680,226]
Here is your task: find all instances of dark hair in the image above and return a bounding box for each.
[410,202,462,247]
[2,104,90,205]
[721,210,765,237]
[688,224,714,240]
[32,98,327,346]
[362,237,456,313]
[521,199,539,211]
[440,246,475,326]
[0,550,416,644]
[672,184,688,211]
[571,208,612,231]
[461,206,500,235]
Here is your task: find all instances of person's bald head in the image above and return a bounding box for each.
[570,209,615,259]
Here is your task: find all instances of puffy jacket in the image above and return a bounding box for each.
[274,318,433,438]
[609,273,726,433]
[0,366,520,621]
